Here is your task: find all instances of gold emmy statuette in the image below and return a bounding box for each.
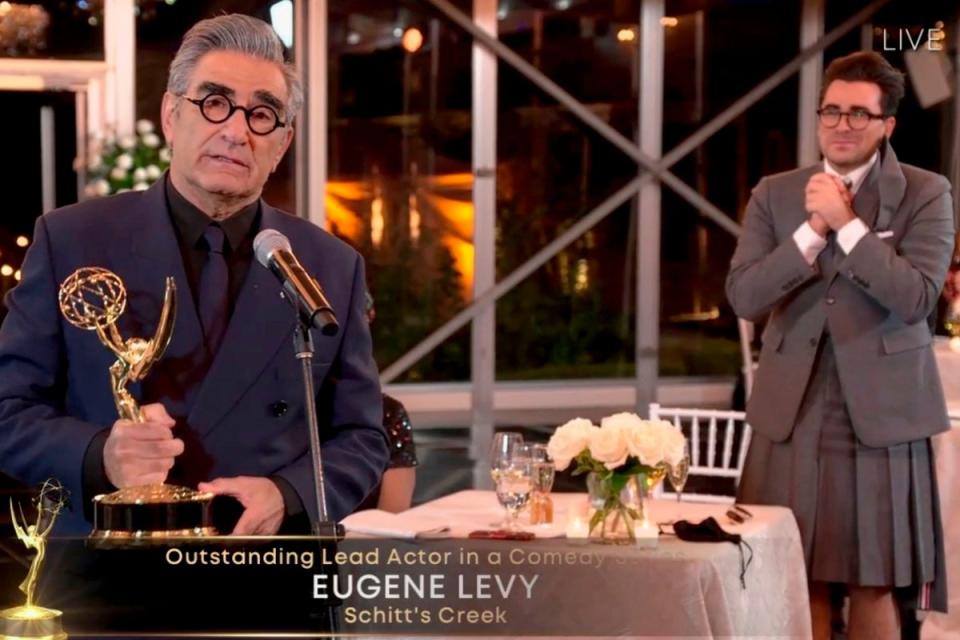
[58,267,215,544]
[1,480,68,640]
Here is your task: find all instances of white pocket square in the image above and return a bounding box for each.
[877,230,894,239]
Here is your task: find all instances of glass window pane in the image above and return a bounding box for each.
[0,90,77,316]
[0,1,103,59]
[329,1,473,383]
[663,1,801,378]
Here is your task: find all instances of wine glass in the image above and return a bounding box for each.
[668,441,691,502]
[490,432,523,484]
[489,432,523,526]
[494,452,533,531]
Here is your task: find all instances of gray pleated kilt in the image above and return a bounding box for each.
[737,337,947,612]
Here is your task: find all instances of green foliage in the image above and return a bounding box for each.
[350,183,469,382]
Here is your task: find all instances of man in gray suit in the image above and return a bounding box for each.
[727,52,954,639]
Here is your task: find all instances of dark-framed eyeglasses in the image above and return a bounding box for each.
[181,93,287,135]
[816,107,885,131]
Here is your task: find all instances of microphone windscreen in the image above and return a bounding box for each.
[253,229,292,268]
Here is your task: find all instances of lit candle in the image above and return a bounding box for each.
[565,513,590,544]
[634,518,659,547]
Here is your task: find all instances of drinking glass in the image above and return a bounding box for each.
[494,453,533,531]
[490,432,523,484]
[668,441,691,502]
[527,443,555,525]
[489,432,523,526]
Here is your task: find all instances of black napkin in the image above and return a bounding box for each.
[673,516,754,588]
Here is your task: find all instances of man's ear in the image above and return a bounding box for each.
[160,92,178,146]
[883,116,896,139]
[272,125,294,173]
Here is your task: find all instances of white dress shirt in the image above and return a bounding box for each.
[793,151,879,265]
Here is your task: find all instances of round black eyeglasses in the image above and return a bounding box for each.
[181,93,286,135]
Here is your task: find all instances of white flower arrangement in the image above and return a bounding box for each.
[548,412,686,474]
[82,119,170,198]
[548,412,687,541]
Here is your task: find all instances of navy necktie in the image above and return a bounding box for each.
[198,224,229,357]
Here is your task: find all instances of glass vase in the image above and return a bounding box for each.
[585,472,646,544]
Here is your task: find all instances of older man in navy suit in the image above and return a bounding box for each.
[0,14,388,536]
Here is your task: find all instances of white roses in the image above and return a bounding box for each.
[83,120,168,198]
[546,418,597,471]
[548,412,686,472]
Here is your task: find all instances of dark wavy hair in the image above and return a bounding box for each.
[820,52,906,117]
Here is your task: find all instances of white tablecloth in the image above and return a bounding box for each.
[922,338,960,639]
[377,490,812,638]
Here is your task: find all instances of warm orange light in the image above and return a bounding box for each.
[425,172,473,189]
[323,195,361,238]
[574,259,589,293]
[408,193,421,245]
[326,180,370,200]
[323,173,476,295]
[660,17,679,28]
[1,265,13,277]
[325,179,372,239]
[443,236,474,295]
[617,28,636,43]
[421,192,473,241]
[402,28,423,53]
[370,195,384,248]
[16,235,28,247]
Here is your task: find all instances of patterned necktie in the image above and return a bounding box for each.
[197,224,229,357]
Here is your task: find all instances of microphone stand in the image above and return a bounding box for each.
[288,297,344,637]
[290,308,344,539]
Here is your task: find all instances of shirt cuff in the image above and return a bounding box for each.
[82,429,114,520]
[836,218,870,255]
[270,475,305,517]
[792,222,828,266]
[270,475,311,535]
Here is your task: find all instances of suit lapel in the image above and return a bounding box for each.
[187,205,296,437]
[127,179,206,405]
[852,163,881,230]
[876,139,907,231]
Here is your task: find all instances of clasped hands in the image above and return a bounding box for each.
[103,402,284,535]
[805,173,856,237]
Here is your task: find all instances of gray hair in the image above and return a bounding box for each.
[167,14,303,121]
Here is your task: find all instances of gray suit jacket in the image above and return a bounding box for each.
[726,141,955,447]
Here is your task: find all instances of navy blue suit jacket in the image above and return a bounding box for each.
[0,179,388,534]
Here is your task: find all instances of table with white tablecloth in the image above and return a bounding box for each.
[353,490,811,638]
[922,337,960,639]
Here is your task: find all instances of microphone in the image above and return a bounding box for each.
[254,229,339,336]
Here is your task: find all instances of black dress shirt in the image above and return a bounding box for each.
[164,176,259,316]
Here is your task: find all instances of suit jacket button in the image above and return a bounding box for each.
[270,401,288,417]
[825,297,835,305]
[809,337,818,347]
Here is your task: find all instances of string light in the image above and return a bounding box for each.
[402,28,423,53]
